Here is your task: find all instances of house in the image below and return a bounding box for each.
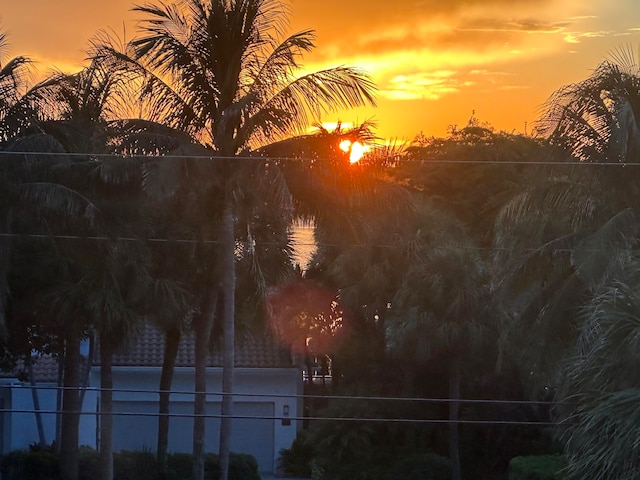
[0,323,303,474]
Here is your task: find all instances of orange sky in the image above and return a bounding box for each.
[2,0,640,141]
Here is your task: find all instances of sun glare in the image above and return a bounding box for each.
[339,139,352,152]
[339,140,368,163]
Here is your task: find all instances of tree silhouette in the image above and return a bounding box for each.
[95,2,376,478]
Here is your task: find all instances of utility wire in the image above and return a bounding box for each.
[0,409,562,426]
[0,232,619,254]
[1,149,638,166]
[0,383,564,406]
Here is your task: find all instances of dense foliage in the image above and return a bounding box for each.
[0,448,260,480]
[508,455,567,480]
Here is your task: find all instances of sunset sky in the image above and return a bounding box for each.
[2,0,640,141]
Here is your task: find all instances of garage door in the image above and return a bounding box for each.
[112,400,275,472]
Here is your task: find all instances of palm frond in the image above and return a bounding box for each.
[571,207,639,287]
[20,182,99,223]
[563,389,640,480]
[247,67,376,144]
[536,51,640,163]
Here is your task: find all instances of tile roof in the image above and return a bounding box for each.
[0,355,88,384]
[0,324,296,383]
[107,323,295,369]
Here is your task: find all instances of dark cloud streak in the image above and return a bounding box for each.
[294,0,567,62]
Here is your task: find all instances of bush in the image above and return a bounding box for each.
[228,453,259,480]
[166,452,193,480]
[0,448,260,480]
[391,453,452,480]
[203,453,260,480]
[1,450,29,480]
[311,447,452,480]
[509,454,567,480]
[24,450,60,480]
[277,434,313,478]
[79,448,100,480]
[0,449,60,480]
[114,450,162,480]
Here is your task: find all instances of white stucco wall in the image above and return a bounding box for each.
[89,366,302,473]
[0,381,98,453]
[1,366,302,473]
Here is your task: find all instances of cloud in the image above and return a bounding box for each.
[569,15,599,21]
[336,27,515,58]
[378,67,527,101]
[469,69,513,77]
[381,71,473,100]
[459,18,570,33]
[496,85,531,91]
[311,20,561,66]
[302,0,591,67]
[563,30,611,43]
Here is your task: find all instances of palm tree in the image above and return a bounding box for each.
[494,48,640,391]
[0,131,108,480]
[1,134,101,480]
[559,260,640,479]
[0,28,35,338]
[0,28,36,146]
[490,47,640,478]
[536,46,640,165]
[96,2,376,479]
[386,200,492,480]
[20,55,170,480]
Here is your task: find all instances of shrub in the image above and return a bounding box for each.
[203,453,260,480]
[114,450,162,480]
[78,448,100,480]
[228,453,259,480]
[166,452,193,480]
[0,449,60,480]
[391,453,452,480]
[1,448,260,480]
[311,447,452,480]
[277,434,313,478]
[1,450,28,480]
[24,450,60,480]
[0,450,60,480]
[509,454,567,480]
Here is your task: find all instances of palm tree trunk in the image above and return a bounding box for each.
[158,326,181,469]
[449,354,462,480]
[60,331,82,480]
[56,357,64,452]
[219,202,236,480]
[79,333,95,408]
[193,294,217,480]
[28,361,47,448]
[99,334,114,480]
[0,210,11,340]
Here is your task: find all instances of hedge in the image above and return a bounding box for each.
[0,448,260,480]
[508,454,567,480]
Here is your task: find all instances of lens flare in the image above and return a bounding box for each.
[349,141,366,163]
[339,139,368,163]
[339,139,352,152]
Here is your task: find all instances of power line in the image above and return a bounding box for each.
[1,149,639,166]
[0,409,562,426]
[0,232,618,254]
[0,383,564,406]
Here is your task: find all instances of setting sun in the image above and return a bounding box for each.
[339,139,369,163]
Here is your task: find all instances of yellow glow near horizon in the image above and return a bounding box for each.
[2,0,637,142]
[323,121,354,131]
